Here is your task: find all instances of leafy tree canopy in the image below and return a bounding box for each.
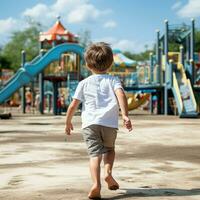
[124,49,153,62]
[1,21,42,71]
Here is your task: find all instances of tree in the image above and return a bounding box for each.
[1,21,42,71]
[124,49,153,62]
[0,55,11,70]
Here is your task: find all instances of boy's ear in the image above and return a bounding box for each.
[86,64,93,70]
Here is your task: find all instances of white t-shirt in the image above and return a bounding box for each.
[73,74,123,129]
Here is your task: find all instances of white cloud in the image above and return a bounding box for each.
[94,37,151,53]
[23,4,49,19]
[0,0,113,45]
[0,18,22,44]
[177,0,200,18]
[0,18,18,35]
[22,0,111,25]
[103,20,117,29]
[23,3,56,25]
[172,1,182,10]
[52,0,87,13]
[67,4,100,23]
[112,39,144,53]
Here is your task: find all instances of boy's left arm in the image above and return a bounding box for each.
[65,99,80,135]
[115,88,133,132]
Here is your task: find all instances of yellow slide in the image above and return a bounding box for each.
[172,62,197,116]
[127,93,150,111]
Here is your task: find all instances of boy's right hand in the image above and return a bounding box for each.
[122,116,133,132]
[65,122,74,135]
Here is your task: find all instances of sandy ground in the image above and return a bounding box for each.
[0,110,200,200]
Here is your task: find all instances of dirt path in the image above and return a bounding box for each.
[0,114,200,199]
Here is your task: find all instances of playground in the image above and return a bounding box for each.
[1,18,200,117]
[0,1,200,199]
[0,112,200,200]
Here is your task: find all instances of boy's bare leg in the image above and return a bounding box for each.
[88,155,102,199]
[103,149,119,190]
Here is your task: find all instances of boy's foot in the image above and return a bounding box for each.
[104,175,119,190]
[88,185,101,199]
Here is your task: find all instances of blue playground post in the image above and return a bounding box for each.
[190,18,195,86]
[53,82,58,115]
[164,19,169,115]
[186,36,190,61]
[150,53,154,83]
[149,94,154,114]
[21,50,26,114]
[190,18,195,61]
[39,49,45,114]
[156,29,161,84]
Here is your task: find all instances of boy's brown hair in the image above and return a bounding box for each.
[84,42,113,72]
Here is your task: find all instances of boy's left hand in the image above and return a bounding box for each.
[65,122,74,135]
[123,116,133,132]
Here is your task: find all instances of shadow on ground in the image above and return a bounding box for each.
[103,188,200,199]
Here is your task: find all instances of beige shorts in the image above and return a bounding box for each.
[83,125,117,157]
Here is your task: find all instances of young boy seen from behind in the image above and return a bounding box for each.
[65,42,133,199]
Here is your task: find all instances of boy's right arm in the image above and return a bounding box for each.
[115,88,133,131]
[65,99,80,135]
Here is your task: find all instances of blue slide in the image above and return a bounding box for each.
[0,43,84,104]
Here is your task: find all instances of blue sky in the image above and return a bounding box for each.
[0,0,200,52]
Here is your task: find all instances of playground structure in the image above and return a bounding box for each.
[0,19,84,115]
[0,18,200,117]
[155,19,199,117]
[0,19,140,115]
[123,19,200,117]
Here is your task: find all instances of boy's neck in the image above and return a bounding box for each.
[91,69,109,75]
[92,72,107,75]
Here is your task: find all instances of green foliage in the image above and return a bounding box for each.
[1,22,42,71]
[195,30,200,52]
[124,50,153,61]
[168,43,180,52]
[0,54,11,69]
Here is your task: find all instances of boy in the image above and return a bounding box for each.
[65,42,133,199]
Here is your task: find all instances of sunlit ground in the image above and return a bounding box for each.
[0,109,200,200]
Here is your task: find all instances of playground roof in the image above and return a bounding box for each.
[39,19,78,43]
[168,24,191,43]
[113,49,137,67]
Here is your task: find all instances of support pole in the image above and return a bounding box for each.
[164,20,169,65]
[21,50,26,114]
[164,19,169,115]
[39,49,45,114]
[169,59,174,88]
[186,36,190,61]
[158,87,165,115]
[47,94,51,113]
[39,73,44,114]
[190,59,195,86]
[156,29,161,84]
[190,18,195,61]
[53,82,58,115]
[180,46,184,65]
[190,18,195,85]
[149,93,154,114]
[150,53,154,84]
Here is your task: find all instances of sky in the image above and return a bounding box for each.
[0,0,200,53]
